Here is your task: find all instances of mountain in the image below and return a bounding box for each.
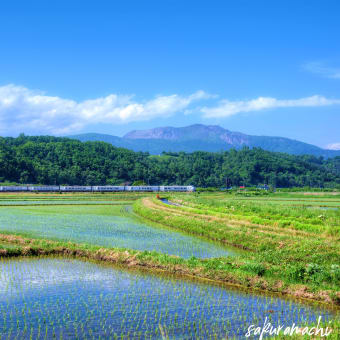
[69,124,340,157]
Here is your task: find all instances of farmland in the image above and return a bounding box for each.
[0,257,335,339]
[134,192,340,302]
[0,205,232,259]
[0,191,339,338]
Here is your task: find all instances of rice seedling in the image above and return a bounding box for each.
[0,204,233,259]
[0,257,337,339]
[0,192,338,338]
[0,200,133,206]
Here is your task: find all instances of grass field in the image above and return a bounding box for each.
[134,192,340,306]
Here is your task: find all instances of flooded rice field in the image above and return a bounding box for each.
[0,200,130,205]
[0,257,336,340]
[0,205,232,259]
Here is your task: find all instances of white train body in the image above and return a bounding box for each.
[0,186,29,191]
[29,186,60,191]
[92,186,125,192]
[0,185,195,192]
[125,186,160,192]
[59,186,93,192]
[160,186,195,192]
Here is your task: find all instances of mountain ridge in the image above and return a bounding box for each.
[68,124,340,158]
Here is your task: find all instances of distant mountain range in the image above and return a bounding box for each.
[68,124,340,158]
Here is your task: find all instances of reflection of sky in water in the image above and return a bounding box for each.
[307,206,339,210]
[0,207,233,258]
[0,258,336,340]
[0,200,125,205]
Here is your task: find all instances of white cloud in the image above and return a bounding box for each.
[201,95,340,118]
[303,62,340,79]
[326,143,340,151]
[0,85,212,136]
[1,84,339,136]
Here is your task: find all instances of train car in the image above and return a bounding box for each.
[60,186,93,192]
[159,186,195,192]
[92,186,125,192]
[0,185,195,192]
[140,186,159,191]
[125,186,160,192]
[29,186,60,192]
[125,186,136,191]
[0,186,29,192]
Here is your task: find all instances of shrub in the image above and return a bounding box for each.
[243,262,266,276]
[305,263,324,283]
[330,264,340,283]
[287,265,306,282]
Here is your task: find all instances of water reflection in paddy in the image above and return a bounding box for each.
[0,257,336,340]
[0,205,233,258]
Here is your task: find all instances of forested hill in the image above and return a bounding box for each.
[0,135,339,188]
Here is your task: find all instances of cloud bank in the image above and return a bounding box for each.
[326,143,340,151]
[0,84,340,136]
[0,84,211,135]
[303,61,340,79]
[201,95,340,118]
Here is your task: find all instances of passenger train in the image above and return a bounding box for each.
[0,185,195,192]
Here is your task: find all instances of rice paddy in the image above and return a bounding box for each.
[0,200,133,206]
[0,204,233,259]
[0,257,336,340]
[0,192,339,339]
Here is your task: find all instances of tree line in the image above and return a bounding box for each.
[0,135,339,188]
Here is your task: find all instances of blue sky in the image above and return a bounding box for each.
[0,0,339,149]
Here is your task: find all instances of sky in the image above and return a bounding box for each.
[0,0,339,149]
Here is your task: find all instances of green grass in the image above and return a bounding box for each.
[133,194,340,306]
[178,193,340,235]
